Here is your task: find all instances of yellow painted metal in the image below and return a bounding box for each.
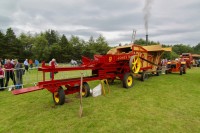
[129,55,141,73]
[81,92,86,96]
[100,79,110,95]
[127,75,133,87]
[54,92,59,103]
[167,62,171,64]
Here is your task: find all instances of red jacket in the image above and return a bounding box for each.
[4,63,14,72]
[0,68,4,77]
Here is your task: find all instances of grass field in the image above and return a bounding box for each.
[0,67,200,133]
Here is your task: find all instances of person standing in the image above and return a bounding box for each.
[29,59,33,69]
[13,59,24,89]
[24,59,29,72]
[4,59,16,88]
[0,62,5,90]
[34,59,39,68]
[49,58,58,79]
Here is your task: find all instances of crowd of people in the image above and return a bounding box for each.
[0,58,39,91]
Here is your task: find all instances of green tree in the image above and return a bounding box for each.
[172,44,194,55]
[18,33,34,59]
[45,29,59,47]
[0,31,6,58]
[49,43,62,62]
[4,28,20,59]
[83,36,96,58]
[69,35,85,60]
[134,38,160,46]
[193,43,200,54]
[32,35,50,61]
[59,34,73,62]
[95,35,110,55]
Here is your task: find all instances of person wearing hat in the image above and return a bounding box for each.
[13,59,24,89]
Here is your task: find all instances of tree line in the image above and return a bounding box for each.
[0,28,110,63]
[0,28,200,63]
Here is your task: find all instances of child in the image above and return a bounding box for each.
[0,62,5,90]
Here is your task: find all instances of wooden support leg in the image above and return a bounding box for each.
[100,79,110,95]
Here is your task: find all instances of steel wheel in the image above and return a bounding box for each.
[129,55,142,74]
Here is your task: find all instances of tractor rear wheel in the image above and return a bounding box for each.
[53,87,65,105]
[129,55,141,74]
[180,67,183,75]
[123,73,134,88]
[141,71,148,81]
[81,82,90,97]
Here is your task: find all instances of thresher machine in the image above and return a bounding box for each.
[13,44,171,105]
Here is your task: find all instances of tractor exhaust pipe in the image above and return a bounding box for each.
[146,34,148,45]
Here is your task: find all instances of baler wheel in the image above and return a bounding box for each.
[82,82,90,97]
[123,73,134,88]
[53,87,65,105]
[129,55,142,74]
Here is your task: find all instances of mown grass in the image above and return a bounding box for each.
[0,68,200,133]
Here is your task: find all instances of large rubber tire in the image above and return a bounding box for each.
[141,71,148,81]
[180,67,183,75]
[53,87,65,105]
[123,73,134,88]
[82,82,90,97]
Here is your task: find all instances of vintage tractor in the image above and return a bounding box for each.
[180,53,193,69]
[166,59,186,75]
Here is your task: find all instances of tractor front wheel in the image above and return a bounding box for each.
[180,67,183,75]
[53,87,65,105]
[123,73,134,88]
[81,82,90,97]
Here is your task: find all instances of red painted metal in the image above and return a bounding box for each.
[12,86,43,95]
[180,53,193,68]
[13,44,153,96]
[167,60,186,74]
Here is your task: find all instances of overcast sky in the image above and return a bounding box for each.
[0,0,200,46]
